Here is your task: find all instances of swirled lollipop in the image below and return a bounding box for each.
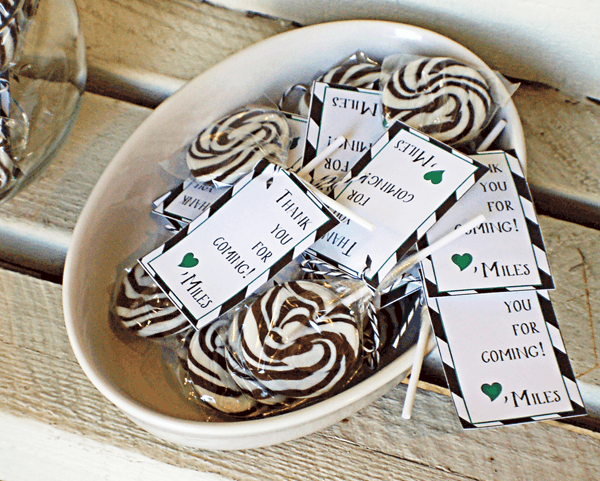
[382,57,492,146]
[226,281,361,401]
[186,108,290,185]
[187,318,257,414]
[297,62,382,116]
[114,264,191,338]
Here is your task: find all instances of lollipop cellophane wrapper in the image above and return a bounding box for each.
[184,275,373,418]
[380,54,516,153]
[280,50,382,116]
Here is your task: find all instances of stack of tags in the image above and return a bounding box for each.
[420,150,586,428]
[147,79,585,428]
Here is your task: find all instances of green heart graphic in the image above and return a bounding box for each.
[179,252,199,268]
[451,253,473,271]
[481,382,503,401]
[423,170,444,185]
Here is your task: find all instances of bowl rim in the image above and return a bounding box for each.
[63,18,525,438]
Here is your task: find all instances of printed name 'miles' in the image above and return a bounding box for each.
[140,162,338,328]
[309,122,486,285]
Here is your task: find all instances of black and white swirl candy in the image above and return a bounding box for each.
[186,108,290,185]
[382,57,492,146]
[226,281,360,400]
[297,62,381,116]
[187,318,257,414]
[114,264,190,338]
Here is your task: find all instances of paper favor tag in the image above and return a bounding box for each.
[426,290,586,428]
[309,121,488,285]
[140,160,338,328]
[302,82,386,189]
[152,177,231,228]
[420,151,554,296]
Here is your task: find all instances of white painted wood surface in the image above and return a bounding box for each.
[0,93,151,275]
[204,0,600,100]
[514,85,600,228]
[76,0,294,84]
[0,413,230,481]
[1,266,599,479]
[1,0,600,477]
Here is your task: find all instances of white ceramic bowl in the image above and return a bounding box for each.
[63,20,525,450]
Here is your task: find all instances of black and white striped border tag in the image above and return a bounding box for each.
[310,121,488,287]
[141,159,339,329]
[303,82,381,181]
[426,290,586,429]
[152,177,231,231]
[420,151,554,297]
[151,179,193,232]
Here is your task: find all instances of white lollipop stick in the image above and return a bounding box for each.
[477,119,507,152]
[402,308,431,419]
[377,214,486,294]
[297,135,345,178]
[299,177,376,232]
[386,214,485,420]
[290,135,375,231]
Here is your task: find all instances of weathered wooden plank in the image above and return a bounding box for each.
[76,0,294,84]
[539,216,600,385]
[1,255,600,479]
[0,93,151,276]
[0,412,232,481]
[514,83,600,227]
[1,308,599,481]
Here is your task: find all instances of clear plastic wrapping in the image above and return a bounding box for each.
[185,107,291,186]
[184,278,372,416]
[111,263,193,339]
[380,54,514,152]
[107,49,506,421]
[280,51,382,116]
[187,317,260,415]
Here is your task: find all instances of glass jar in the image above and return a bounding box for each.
[0,0,86,203]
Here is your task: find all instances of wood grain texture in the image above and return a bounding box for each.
[0,93,150,275]
[514,83,600,227]
[76,0,295,83]
[0,413,231,481]
[1,267,599,480]
[540,216,600,385]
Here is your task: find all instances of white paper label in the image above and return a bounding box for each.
[427,290,585,427]
[153,177,230,225]
[421,151,554,296]
[303,82,386,189]
[309,122,485,284]
[141,161,338,327]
